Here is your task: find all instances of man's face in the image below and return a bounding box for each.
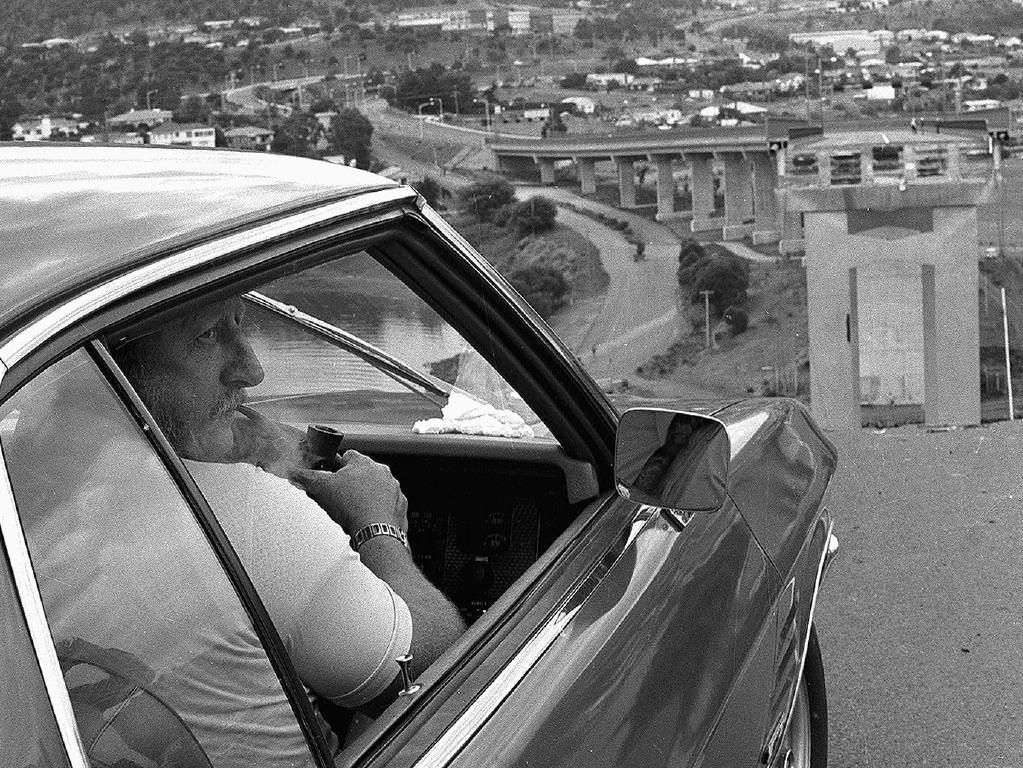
[124,299,264,462]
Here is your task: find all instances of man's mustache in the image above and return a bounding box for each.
[211,389,246,418]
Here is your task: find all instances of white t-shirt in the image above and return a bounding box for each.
[185,459,413,707]
[23,441,411,768]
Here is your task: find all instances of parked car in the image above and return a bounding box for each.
[0,144,838,768]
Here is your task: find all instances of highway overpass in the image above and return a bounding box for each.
[486,111,1011,246]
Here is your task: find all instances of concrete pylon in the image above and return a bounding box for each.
[781,130,985,430]
[653,155,677,220]
[576,157,597,194]
[539,158,556,186]
[687,153,717,233]
[721,152,753,241]
[750,151,780,245]
[616,158,637,208]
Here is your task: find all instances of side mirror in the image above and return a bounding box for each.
[614,408,730,513]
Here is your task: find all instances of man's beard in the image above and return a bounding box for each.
[116,353,192,452]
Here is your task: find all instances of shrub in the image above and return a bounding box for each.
[506,196,558,236]
[413,175,443,209]
[457,177,516,222]
[678,239,706,269]
[723,305,749,335]
[508,263,568,318]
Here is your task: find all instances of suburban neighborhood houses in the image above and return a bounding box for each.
[5,0,1023,152]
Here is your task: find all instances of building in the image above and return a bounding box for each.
[224,125,273,151]
[11,116,81,141]
[789,29,894,55]
[586,72,634,89]
[107,108,173,130]
[149,122,217,147]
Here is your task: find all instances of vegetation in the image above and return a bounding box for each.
[451,181,605,320]
[327,107,373,168]
[270,111,322,157]
[677,240,750,316]
[456,177,517,224]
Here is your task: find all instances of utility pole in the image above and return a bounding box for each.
[1003,287,1014,420]
[700,290,714,349]
[804,54,811,123]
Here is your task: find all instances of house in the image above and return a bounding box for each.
[586,73,634,90]
[963,98,1002,112]
[149,121,217,147]
[224,125,274,151]
[11,116,81,141]
[107,108,173,130]
[560,96,596,115]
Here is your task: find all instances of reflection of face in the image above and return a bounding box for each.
[118,299,264,461]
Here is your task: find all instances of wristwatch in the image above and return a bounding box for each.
[351,522,410,551]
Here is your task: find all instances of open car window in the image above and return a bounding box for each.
[246,250,554,440]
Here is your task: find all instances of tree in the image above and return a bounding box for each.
[885,44,901,65]
[328,108,374,168]
[508,263,568,318]
[457,177,516,222]
[271,111,323,158]
[413,175,443,208]
[174,95,210,124]
[692,254,749,315]
[506,196,558,236]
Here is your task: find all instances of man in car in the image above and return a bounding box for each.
[112,297,466,730]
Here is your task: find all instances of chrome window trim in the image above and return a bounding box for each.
[0,361,90,767]
[0,186,418,368]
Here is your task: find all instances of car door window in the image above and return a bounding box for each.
[246,249,554,439]
[0,532,70,767]
[0,349,318,768]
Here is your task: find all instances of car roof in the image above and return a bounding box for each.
[0,144,400,343]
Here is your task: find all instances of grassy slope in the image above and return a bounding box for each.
[636,256,809,401]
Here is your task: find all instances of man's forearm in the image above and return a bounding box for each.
[357,536,466,672]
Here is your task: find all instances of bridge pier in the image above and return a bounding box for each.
[686,153,718,233]
[721,152,754,241]
[616,158,637,208]
[576,157,597,194]
[539,158,557,186]
[653,155,678,220]
[751,151,780,244]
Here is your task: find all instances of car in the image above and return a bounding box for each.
[0,144,839,768]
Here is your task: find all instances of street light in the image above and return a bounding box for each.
[474,98,493,132]
[417,99,436,140]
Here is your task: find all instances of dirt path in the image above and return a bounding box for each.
[516,185,686,387]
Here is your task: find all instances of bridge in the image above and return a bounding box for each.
[486,110,1012,248]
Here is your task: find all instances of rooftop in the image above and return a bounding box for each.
[0,144,396,341]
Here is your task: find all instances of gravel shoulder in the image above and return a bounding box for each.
[818,421,1023,767]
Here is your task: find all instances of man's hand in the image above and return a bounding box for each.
[229,405,305,477]
[290,450,409,534]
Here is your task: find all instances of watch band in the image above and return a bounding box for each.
[351,522,410,551]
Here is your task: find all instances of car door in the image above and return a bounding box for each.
[0,347,331,768]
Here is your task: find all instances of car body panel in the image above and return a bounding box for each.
[444,497,771,767]
[715,398,838,577]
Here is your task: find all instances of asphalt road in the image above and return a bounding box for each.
[816,422,1023,767]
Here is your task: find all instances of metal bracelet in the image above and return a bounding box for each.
[351,522,410,551]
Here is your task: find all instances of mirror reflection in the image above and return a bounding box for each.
[615,409,730,513]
